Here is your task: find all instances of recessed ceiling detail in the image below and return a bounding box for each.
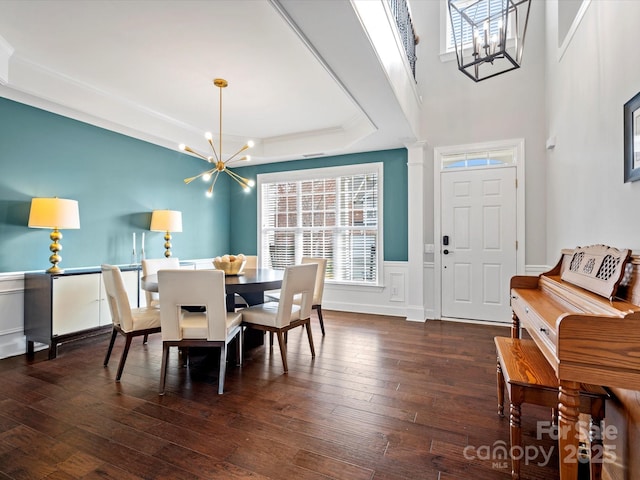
[0,0,419,163]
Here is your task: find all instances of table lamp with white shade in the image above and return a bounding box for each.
[150,210,182,258]
[28,197,80,273]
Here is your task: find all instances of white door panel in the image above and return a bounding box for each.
[441,167,516,322]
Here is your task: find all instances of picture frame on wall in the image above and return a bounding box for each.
[624,91,640,183]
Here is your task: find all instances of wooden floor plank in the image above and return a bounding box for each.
[292,449,375,480]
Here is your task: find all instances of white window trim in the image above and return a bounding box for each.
[432,138,526,319]
[257,162,384,287]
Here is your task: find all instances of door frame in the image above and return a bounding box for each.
[433,138,526,322]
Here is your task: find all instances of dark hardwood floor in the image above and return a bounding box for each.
[0,312,561,479]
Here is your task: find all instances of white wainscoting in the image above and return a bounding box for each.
[423,261,436,320]
[0,274,26,360]
[525,265,550,276]
[323,261,410,317]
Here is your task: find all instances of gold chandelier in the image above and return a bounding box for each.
[180,78,255,197]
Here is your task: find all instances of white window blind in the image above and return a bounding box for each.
[258,163,383,285]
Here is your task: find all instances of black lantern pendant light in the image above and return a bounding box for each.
[448,0,531,82]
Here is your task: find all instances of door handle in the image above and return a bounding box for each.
[443,249,451,255]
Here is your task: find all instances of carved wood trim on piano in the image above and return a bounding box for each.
[560,245,631,300]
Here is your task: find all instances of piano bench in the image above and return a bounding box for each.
[494,336,608,480]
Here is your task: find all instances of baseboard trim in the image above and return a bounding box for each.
[438,316,512,328]
[324,301,406,317]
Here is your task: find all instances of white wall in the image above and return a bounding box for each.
[545,0,640,261]
[409,0,548,266]
[547,4,640,477]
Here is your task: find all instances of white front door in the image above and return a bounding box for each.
[440,166,517,323]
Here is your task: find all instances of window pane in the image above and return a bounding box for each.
[441,147,515,170]
[489,149,514,164]
[447,0,515,52]
[267,231,295,269]
[336,230,377,283]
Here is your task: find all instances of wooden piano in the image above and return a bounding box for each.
[510,245,640,480]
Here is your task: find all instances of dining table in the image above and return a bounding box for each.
[140,267,284,313]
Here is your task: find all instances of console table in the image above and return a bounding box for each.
[24,265,140,359]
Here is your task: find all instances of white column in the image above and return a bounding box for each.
[406,142,427,321]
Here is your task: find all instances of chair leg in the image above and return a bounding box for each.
[305,320,315,357]
[510,400,522,480]
[143,334,149,344]
[269,331,274,347]
[236,330,243,367]
[179,347,189,367]
[104,328,118,366]
[497,357,505,417]
[115,334,133,382]
[159,343,170,395]
[218,345,227,395]
[315,305,325,335]
[275,330,288,373]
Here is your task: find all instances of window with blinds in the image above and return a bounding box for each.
[258,163,383,285]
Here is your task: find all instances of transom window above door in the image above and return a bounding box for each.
[441,147,515,170]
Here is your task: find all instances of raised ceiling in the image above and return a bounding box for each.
[0,0,419,165]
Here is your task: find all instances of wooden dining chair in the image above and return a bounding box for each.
[158,269,243,395]
[102,264,161,382]
[241,263,317,373]
[141,257,180,307]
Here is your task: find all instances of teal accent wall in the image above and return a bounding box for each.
[0,97,231,273]
[229,149,408,261]
[0,97,408,272]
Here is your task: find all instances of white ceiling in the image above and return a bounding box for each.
[0,0,419,165]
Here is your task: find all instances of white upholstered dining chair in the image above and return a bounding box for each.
[267,257,328,335]
[233,255,258,309]
[102,264,161,382]
[158,269,243,395]
[243,255,258,269]
[241,263,317,373]
[141,257,180,307]
[298,257,327,335]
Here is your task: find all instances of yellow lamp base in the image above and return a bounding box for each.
[164,232,173,257]
[46,228,65,273]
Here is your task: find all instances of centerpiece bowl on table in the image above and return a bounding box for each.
[213,254,247,275]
